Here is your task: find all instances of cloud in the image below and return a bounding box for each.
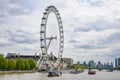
[0,0,120,64]
[100,32,120,45]
[0,42,14,47]
[74,18,120,32]
[74,44,106,49]
[103,48,120,57]
[0,0,35,17]
[69,40,78,43]
[77,0,104,7]
[0,36,14,47]
[6,29,38,44]
[70,29,120,51]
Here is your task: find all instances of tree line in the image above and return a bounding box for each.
[71,64,87,69]
[0,56,36,70]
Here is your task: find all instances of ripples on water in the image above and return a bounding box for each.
[0,70,120,80]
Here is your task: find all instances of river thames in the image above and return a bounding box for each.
[0,70,120,80]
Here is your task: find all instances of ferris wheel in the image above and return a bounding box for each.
[37,5,64,71]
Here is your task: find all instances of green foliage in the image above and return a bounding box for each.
[0,55,3,57]
[71,64,86,69]
[8,58,16,70]
[28,58,36,70]
[117,67,120,70]
[0,57,36,71]
[0,56,8,70]
[24,60,30,70]
[16,58,25,70]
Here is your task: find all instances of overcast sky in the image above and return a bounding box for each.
[0,0,120,64]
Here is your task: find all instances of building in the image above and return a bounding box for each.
[88,60,95,69]
[77,61,80,64]
[115,58,118,68]
[83,61,87,66]
[98,61,101,65]
[106,62,110,69]
[104,63,107,69]
[118,58,120,67]
[62,58,73,68]
[5,53,40,61]
[115,58,120,68]
[97,61,103,69]
[110,62,113,68]
[5,53,73,68]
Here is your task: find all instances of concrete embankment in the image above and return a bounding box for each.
[0,70,36,74]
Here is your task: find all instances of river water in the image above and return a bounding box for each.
[0,70,120,80]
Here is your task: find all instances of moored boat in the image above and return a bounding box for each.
[47,71,59,77]
[70,69,84,74]
[88,70,96,74]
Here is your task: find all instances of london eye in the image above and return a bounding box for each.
[37,5,64,71]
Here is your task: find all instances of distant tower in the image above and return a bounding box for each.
[118,58,120,67]
[115,58,118,68]
[98,61,101,65]
[111,62,113,68]
[83,61,87,66]
[104,63,107,69]
[88,60,94,68]
[107,62,110,69]
[77,61,80,64]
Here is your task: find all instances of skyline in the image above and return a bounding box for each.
[0,0,120,63]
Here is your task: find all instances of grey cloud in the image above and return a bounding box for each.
[0,42,14,47]
[103,53,115,57]
[6,29,34,37]
[74,44,105,49]
[103,48,120,57]
[74,45,94,49]
[9,37,37,44]
[69,40,78,43]
[70,31,120,50]
[0,0,34,17]
[107,33,120,42]
[6,29,38,44]
[74,19,120,32]
[22,48,33,51]
[74,27,91,32]
[7,7,28,16]
[72,32,120,50]
[77,0,104,7]
[99,32,120,45]
[111,48,120,57]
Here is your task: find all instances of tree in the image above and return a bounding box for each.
[71,64,86,69]
[0,56,8,70]
[24,60,30,70]
[28,58,36,70]
[71,64,80,69]
[8,58,16,70]
[117,67,120,70]
[16,58,25,70]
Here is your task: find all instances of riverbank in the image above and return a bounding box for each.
[0,70,120,80]
[69,69,84,74]
[0,70,36,74]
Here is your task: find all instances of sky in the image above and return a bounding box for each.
[0,0,120,64]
